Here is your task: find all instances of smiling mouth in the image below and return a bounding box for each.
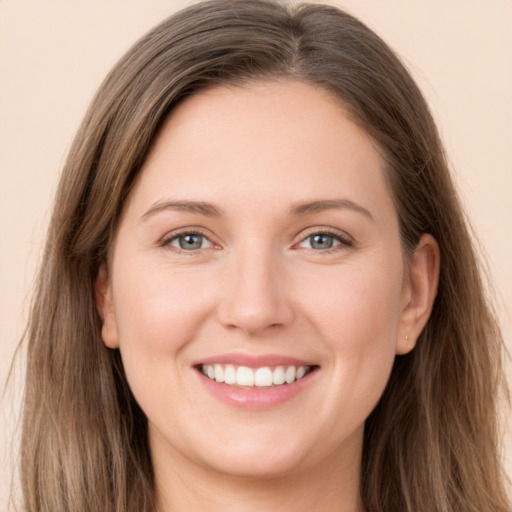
[197,364,317,388]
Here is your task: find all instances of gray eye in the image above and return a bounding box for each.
[309,234,335,250]
[175,234,205,250]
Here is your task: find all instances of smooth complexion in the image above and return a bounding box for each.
[95,82,439,512]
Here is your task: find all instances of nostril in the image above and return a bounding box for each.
[216,291,295,335]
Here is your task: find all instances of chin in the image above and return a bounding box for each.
[204,451,307,480]
[188,429,331,480]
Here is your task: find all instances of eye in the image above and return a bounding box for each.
[296,231,352,251]
[163,231,214,251]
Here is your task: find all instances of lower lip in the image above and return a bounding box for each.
[196,369,318,410]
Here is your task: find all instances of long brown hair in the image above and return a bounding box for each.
[18,1,509,510]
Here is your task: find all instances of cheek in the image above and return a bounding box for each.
[297,259,403,403]
[111,260,216,361]
[109,262,218,423]
[300,260,404,345]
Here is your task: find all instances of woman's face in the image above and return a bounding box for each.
[98,81,421,479]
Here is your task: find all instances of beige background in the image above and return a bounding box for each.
[1,0,511,506]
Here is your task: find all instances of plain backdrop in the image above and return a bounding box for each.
[1,0,511,507]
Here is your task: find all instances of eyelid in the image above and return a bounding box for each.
[293,227,354,250]
[157,225,353,252]
[159,227,220,251]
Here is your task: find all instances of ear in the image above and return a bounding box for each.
[94,262,120,349]
[396,234,440,355]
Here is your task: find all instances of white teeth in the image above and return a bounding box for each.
[254,367,273,387]
[285,366,296,384]
[273,366,285,385]
[200,364,312,387]
[224,364,236,384]
[214,364,224,383]
[237,366,255,386]
[296,366,307,380]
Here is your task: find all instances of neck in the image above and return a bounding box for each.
[152,432,363,512]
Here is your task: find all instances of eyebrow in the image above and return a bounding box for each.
[141,200,222,220]
[289,199,374,221]
[141,198,374,221]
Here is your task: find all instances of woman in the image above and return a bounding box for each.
[17,1,510,511]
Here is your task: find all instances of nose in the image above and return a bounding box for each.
[216,248,295,336]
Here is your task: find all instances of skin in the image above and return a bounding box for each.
[95,81,439,512]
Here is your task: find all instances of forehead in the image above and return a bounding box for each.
[127,81,394,220]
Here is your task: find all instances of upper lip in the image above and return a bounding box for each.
[193,353,317,368]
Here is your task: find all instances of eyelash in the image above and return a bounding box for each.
[160,228,217,252]
[295,228,354,253]
[159,228,354,254]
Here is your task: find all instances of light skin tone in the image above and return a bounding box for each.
[95,81,439,512]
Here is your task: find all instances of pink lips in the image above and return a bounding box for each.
[195,353,314,368]
[193,353,319,410]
